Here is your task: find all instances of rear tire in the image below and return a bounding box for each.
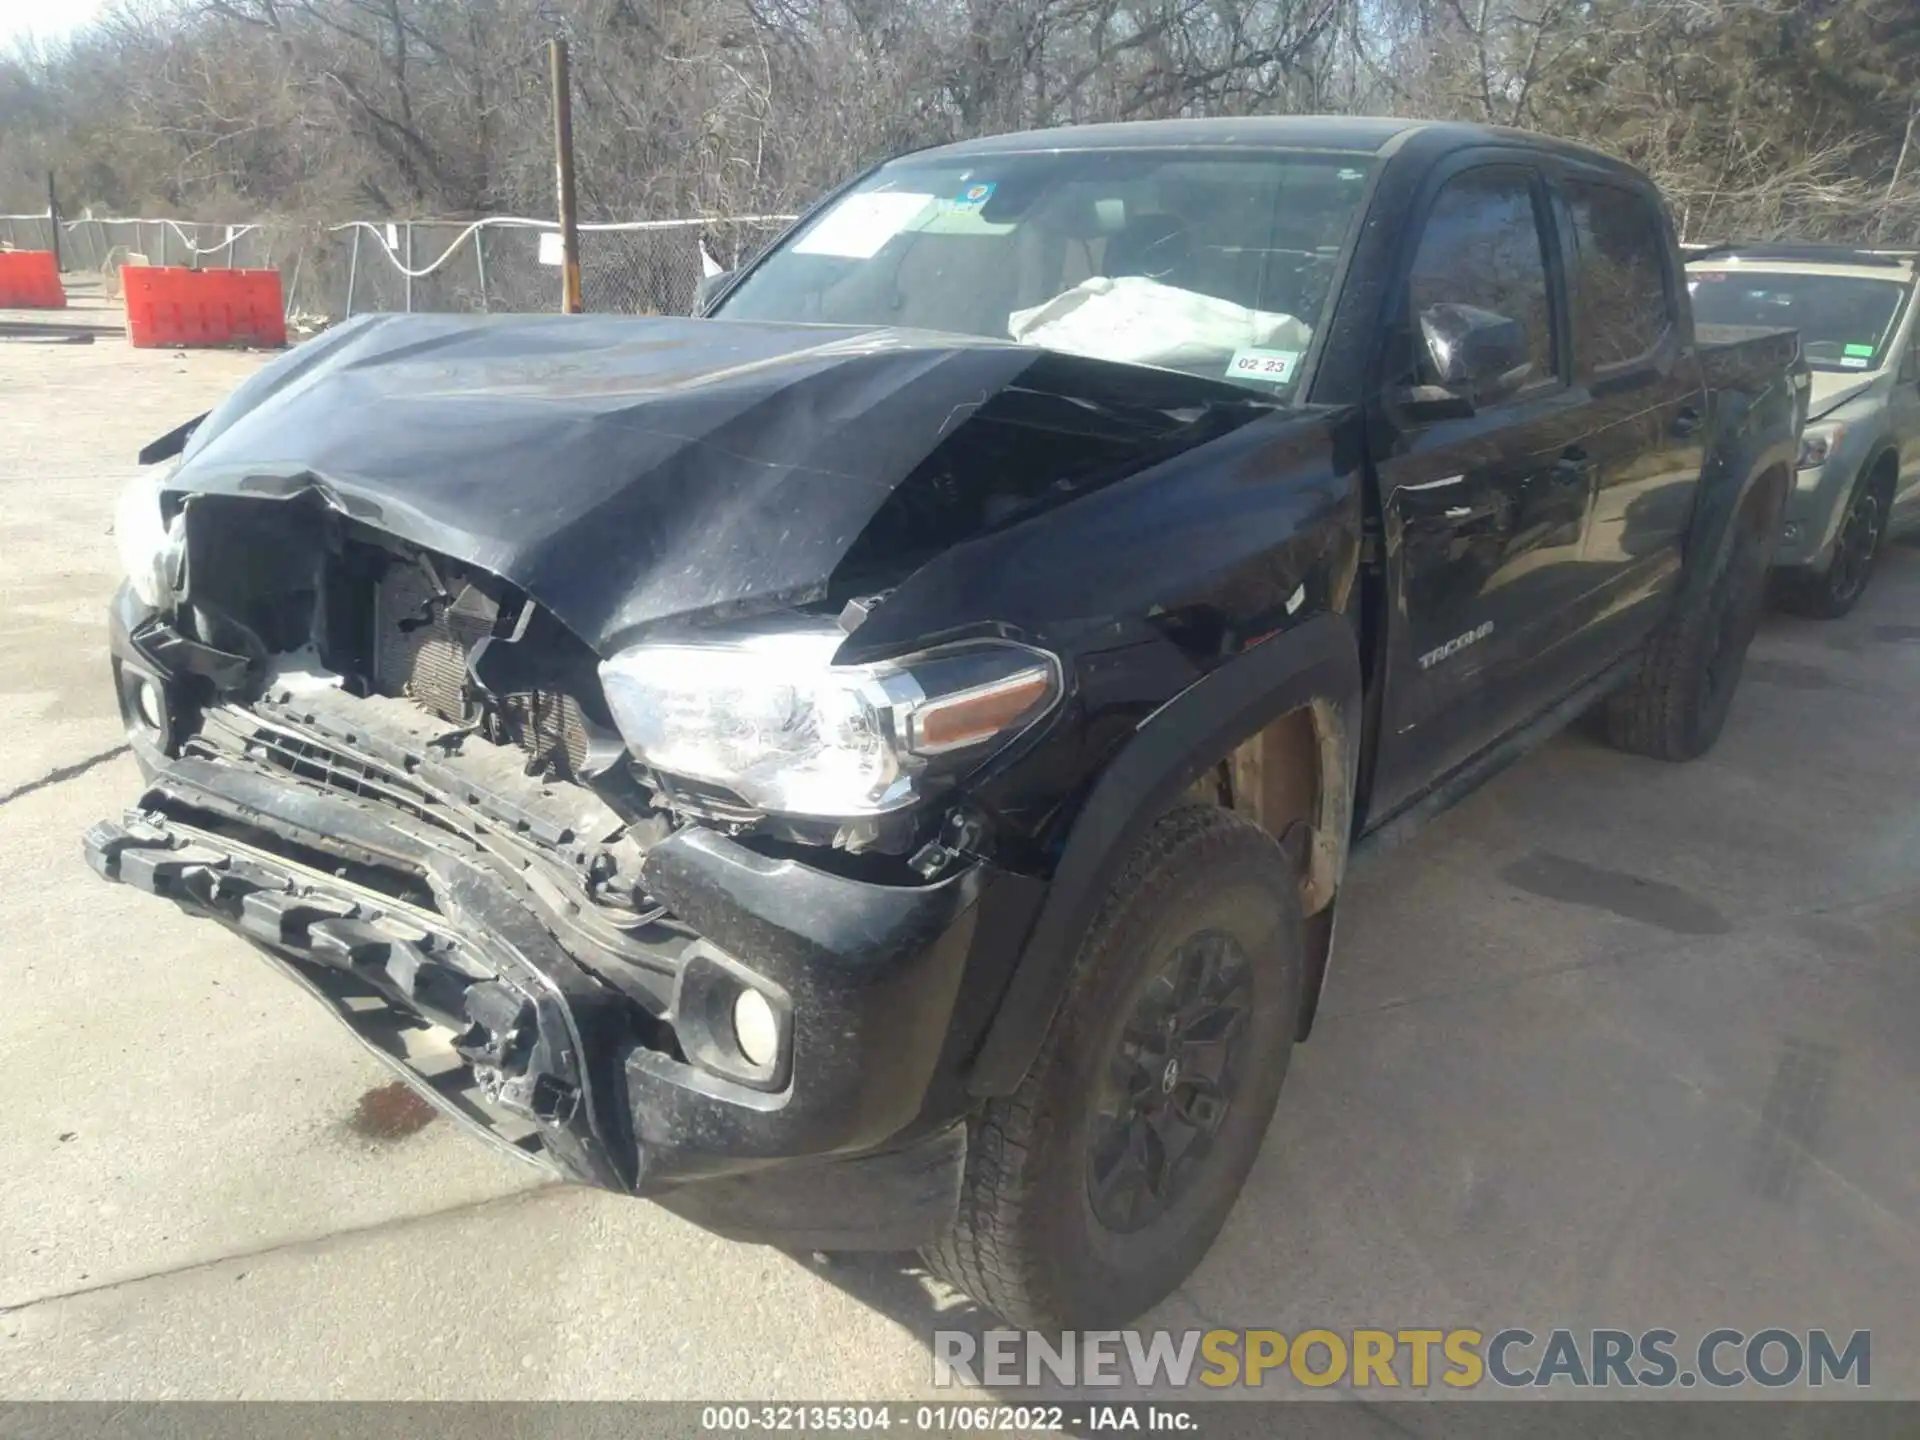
[1603,496,1772,761]
[923,805,1303,1328]
[1771,466,1892,620]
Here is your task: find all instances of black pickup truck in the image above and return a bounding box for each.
[87,117,1805,1329]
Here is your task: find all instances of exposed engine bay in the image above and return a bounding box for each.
[177,492,615,777]
[140,491,696,987]
[370,555,599,781]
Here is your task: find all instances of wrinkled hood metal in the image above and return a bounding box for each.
[162,312,1274,652]
[1806,370,1881,421]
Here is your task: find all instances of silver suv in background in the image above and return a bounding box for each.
[1687,244,1920,617]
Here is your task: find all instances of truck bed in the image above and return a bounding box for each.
[1696,322,1809,427]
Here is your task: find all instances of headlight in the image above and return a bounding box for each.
[598,617,1060,825]
[1797,423,1844,474]
[114,465,186,608]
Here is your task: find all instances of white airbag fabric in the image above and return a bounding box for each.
[1008,275,1311,372]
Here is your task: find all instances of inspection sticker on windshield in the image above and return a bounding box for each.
[1227,347,1300,383]
[1844,343,1877,358]
[1840,356,1872,368]
[793,192,934,259]
[954,181,997,209]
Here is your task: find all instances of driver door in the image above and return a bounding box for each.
[1366,160,1602,820]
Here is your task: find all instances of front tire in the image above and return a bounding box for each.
[1771,467,1891,620]
[924,805,1303,1328]
[1603,494,1772,761]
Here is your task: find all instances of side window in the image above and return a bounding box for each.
[1903,306,1920,382]
[1563,178,1673,368]
[1407,166,1559,391]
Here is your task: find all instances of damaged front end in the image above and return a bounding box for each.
[85,313,1298,1245]
[92,488,1030,1240]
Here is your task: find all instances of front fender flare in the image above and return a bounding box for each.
[965,611,1363,1097]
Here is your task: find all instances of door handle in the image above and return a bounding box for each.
[1671,407,1703,437]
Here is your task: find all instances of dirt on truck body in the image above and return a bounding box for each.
[88,115,1805,1329]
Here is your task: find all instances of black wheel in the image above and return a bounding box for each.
[1772,468,1892,620]
[1603,497,1772,761]
[923,805,1303,1328]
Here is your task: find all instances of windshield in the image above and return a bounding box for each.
[713,148,1376,398]
[1688,270,1909,373]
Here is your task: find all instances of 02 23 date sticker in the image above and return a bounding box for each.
[1227,347,1300,383]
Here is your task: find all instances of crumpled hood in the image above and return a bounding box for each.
[164,312,1270,651]
[1807,369,1881,421]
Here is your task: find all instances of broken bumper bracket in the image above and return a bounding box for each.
[83,812,622,1187]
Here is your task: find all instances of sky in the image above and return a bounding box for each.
[0,0,109,48]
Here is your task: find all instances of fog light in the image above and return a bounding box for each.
[732,987,780,1069]
[131,676,163,731]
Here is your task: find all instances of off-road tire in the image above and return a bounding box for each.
[1602,498,1771,761]
[923,805,1303,1328]
[1770,465,1893,620]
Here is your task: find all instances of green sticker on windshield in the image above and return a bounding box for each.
[1843,343,1876,358]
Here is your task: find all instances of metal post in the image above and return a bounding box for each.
[549,37,582,314]
[284,250,303,322]
[403,222,413,313]
[46,172,61,270]
[473,227,490,313]
[346,227,361,317]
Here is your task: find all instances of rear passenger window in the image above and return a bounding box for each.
[1564,179,1672,367]
[1407,166,1559,390]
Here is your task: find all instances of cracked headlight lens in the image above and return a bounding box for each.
[114,464,185,608]
[598,616,1060,822]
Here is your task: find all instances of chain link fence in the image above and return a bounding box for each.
[0,212,794,324]
[325,215,793,319]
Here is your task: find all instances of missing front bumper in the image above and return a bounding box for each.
[92,579,1046,1242]
[83,764,1036,1246]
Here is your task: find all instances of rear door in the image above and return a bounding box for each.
[1548,169,1705,659]
[1366,157,1602,820]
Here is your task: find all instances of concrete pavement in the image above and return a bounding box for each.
[1,321,1914,1401]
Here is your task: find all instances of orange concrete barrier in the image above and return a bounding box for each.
[0,250,66,308]
[121,266,286,348]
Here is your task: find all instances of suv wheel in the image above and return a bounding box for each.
[1772,467,1892,620]
[924,805,1303,1328]
[1603,497,1771,761]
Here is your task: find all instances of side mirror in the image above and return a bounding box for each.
[1396,303,1534,418]
[693,268,736,314]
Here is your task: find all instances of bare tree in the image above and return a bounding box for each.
[2,0,1916,247]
